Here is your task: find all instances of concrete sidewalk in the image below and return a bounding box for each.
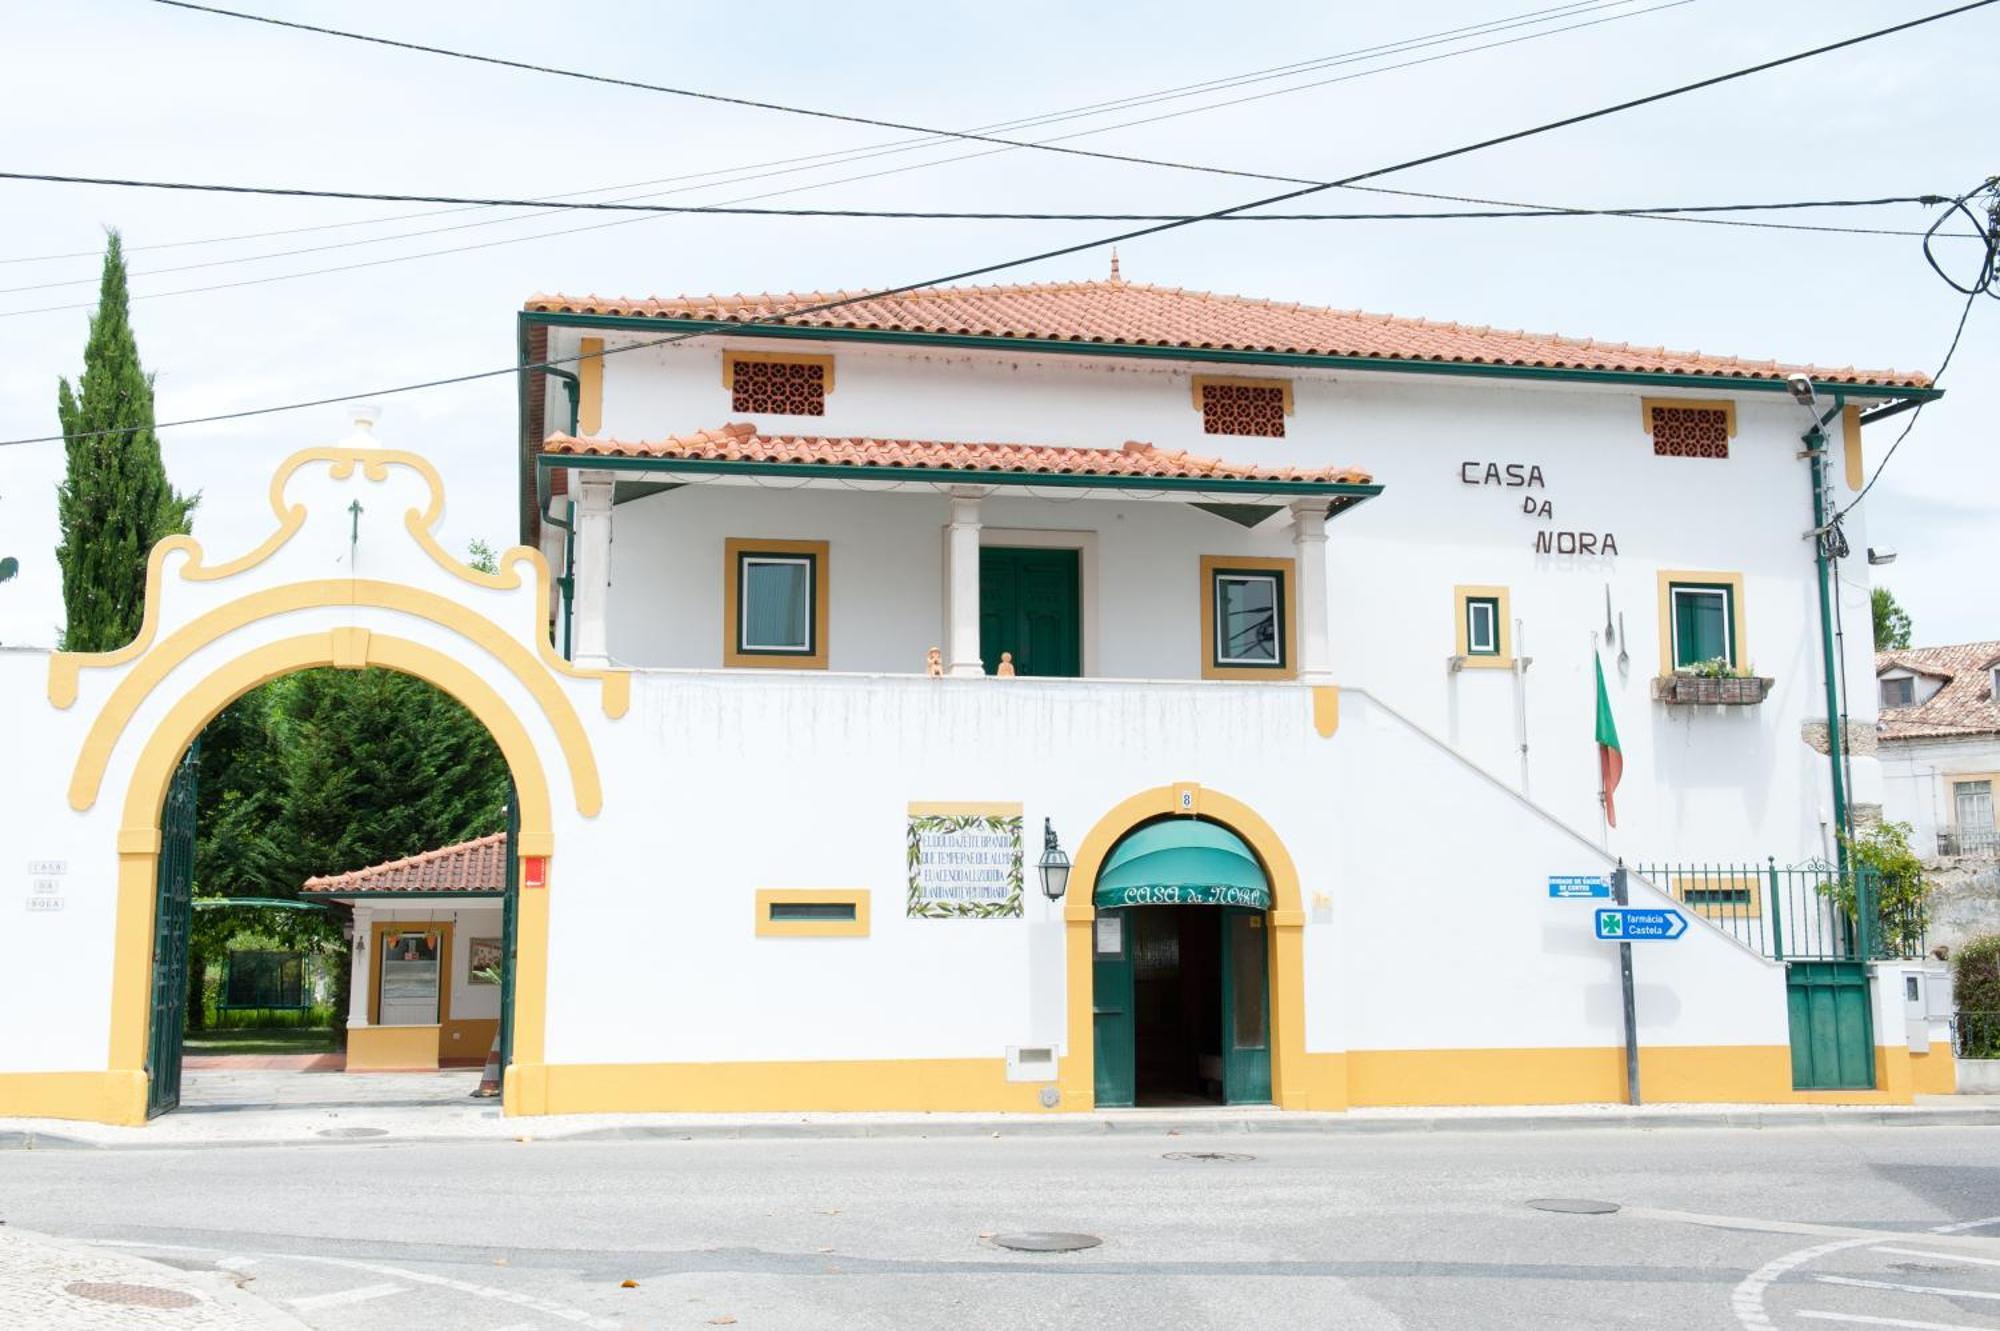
[0,1226,305,1329]
[3,1091,1998,1152]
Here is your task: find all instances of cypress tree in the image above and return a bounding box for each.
[55,231,197,651]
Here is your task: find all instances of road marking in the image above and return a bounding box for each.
[1812,1274,2000,1302]
[1732,1236,1880,1329]
[1933,1216,2000,1234]
[215,1254,259,1272]
[1872,1246,2000,1268]
[1798,1313,1998,1330]
[95,1239,621,1330]
[1632,1208,2000,1255]
[288,1282,405,1310]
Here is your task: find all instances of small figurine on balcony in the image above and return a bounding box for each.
[926,647,943,678]
[996,652,1016,678]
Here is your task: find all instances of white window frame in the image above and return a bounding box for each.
[1669,583,1736,669]
[1879,675,1915,708]
[1212,570,1285,668]
[738,554,816,655]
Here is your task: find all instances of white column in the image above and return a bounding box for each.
[346,906,373,1030]
[946,491,985,677]
[572,472,616,668]
[1291,501,1333,683]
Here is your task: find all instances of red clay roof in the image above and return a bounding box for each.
[525,279,1929,390]
[1877,642,2000,740]
[543,422,1372,486]
[302,833,507,897]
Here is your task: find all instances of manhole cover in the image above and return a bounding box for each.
[65,1281,199,1309]
[1163,1151,1255,1162]
[315,1127,388,1138]
[990,1232,1102,1252]
[1526,1198,1620,1215]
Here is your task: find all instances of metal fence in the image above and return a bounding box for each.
[1955,1011,2000,1060]
[1938,827,2000,857]
[1631,860,1925,963]
[218,949,310,1012]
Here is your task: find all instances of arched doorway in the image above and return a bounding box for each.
[1089,819,1272,1107]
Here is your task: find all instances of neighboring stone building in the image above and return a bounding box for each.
[1877,641,2000,858]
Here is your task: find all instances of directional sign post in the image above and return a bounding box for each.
[1593,907,1689,941]
[1549,875,1612,900]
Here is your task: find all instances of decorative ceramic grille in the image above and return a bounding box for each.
[732,359,827,416]
[1649,405,1730,459]
[1200,382,1286,437]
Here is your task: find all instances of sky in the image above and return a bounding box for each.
[1,0,1994,649]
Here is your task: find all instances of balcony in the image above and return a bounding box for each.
[1937,827,2000,858]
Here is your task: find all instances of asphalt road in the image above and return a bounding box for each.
[3,1124,1998,1329]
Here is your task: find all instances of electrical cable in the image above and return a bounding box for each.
[1833,179,1999,522]
[6,0,1990,448]
[2,0,1663,265]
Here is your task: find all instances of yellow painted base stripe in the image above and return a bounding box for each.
[0,1071,148,1126]
[346,1025,440,1072]
[517,1058,1054,1116]
[1911,1041,1957,1096]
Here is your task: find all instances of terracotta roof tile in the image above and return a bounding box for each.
[525,279,1929,390]
[301,833,507,897]
[1876,641,2000,740]
[542,422,1371,486]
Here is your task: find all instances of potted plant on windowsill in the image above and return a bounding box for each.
[1651,657,1774,705]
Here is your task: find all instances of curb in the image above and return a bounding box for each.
[6,1106,1999,1151]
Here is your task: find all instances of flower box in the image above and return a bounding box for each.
[1651,673,1773,706]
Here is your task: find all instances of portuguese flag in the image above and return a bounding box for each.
[1595,652,1623,827]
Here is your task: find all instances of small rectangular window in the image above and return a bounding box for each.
[1670,583,1735,669]
[1465,597,1501,656]
[1880,676,1914,708]
[1213,571,1285,668]
[724,538,828,669]
[739,554,814,654]
[768,901,856,922]
[756,890,869,937]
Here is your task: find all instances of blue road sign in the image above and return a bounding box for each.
[1594,908,1688,941]
[1549,875,1612,899]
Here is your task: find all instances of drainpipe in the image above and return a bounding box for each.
[1803,406,1850,872]
[540,368,582,661]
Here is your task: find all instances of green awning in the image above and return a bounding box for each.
[1093,820,1271,910]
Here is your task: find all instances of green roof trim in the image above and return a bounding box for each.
[540,450,1383,506]
[519,309,1942,400]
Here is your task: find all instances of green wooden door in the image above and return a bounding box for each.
[1220,907,1272,1104]
[1787,961,1875,1090]
[146,745,199,1118]
[1092,909,1136,1108]
[980,547,1080,677]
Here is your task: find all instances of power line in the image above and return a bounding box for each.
[1834,179,1999,521]
[3,0,1658,266]
[153,0,1681,191]
[7,1,1988,449]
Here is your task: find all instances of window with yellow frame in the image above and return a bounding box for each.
[724,538,829,669]
[1200,555,1296,680]
[1452,585,1512,668]
[755,889,871,937]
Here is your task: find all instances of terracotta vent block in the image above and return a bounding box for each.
[1201,382,1286,438]
[1650,405,1730,459]
[732,358,827,416]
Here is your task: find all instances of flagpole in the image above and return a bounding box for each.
[1593,632,1611,853]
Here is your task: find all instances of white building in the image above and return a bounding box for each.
[1877,641,2000,858]
[0,274,1959,1126]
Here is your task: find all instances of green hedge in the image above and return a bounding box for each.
[1955,934,2000,1059]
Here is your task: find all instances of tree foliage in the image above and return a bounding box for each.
[190,650,511,1035]
[1822,821,1932,958]
[1955,934,2000,1059]
[1872,586,1913,652]
[55,231,198,651]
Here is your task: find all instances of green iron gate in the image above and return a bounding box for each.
[497,784,520,1077]
[145,745,200,1118]
[1787,961,1875,1090]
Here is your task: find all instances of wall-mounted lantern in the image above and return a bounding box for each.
[1038,818,1071,903]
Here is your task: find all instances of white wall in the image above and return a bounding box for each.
[1881,734,2000,856]
[561,329,1887,867]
